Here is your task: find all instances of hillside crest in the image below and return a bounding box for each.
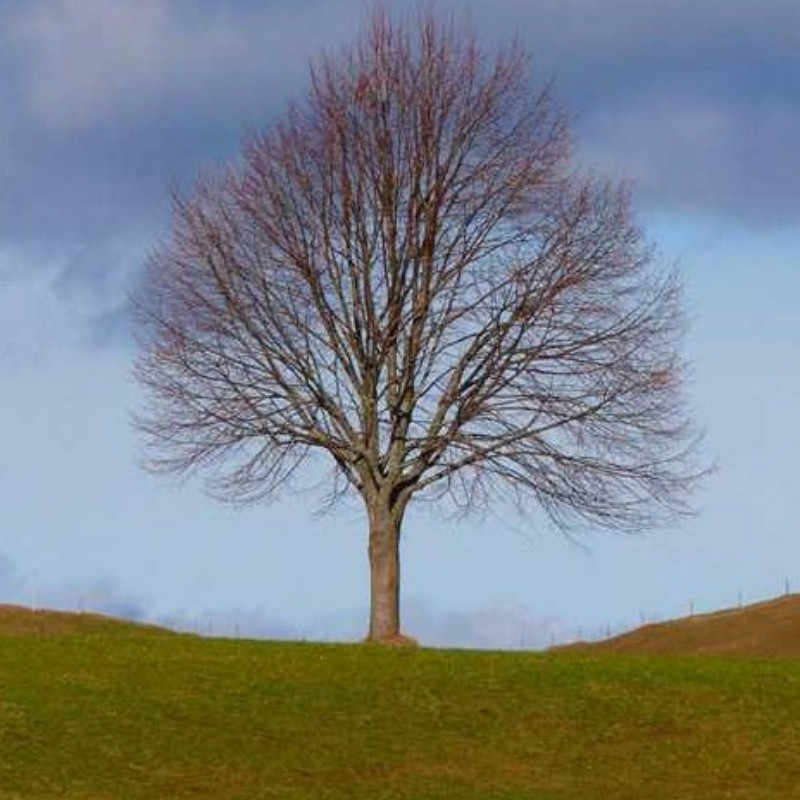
[556,594,800,656]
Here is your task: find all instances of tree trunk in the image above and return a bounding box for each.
[366,498,409,644]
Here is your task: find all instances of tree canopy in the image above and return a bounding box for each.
[134,10,703,642]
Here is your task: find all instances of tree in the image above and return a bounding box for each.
[134,10,703,644]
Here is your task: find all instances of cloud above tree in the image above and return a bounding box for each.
[0,0,795,344]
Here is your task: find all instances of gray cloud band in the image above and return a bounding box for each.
[0,0,796,326]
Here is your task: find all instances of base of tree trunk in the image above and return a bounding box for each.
[363,632,419,647]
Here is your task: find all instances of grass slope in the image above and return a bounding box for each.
[559,594,800,657]
[1,605,800,799]
[0,604,166,637]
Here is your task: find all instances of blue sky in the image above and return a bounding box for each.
[0,0,798,648]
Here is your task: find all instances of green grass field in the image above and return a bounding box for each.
[1,610,800,799]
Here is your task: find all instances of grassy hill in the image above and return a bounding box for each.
[558,594,800,657]
[0,603,165,637]
[1,603,800,799]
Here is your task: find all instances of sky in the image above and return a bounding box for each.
[0,0,798,649]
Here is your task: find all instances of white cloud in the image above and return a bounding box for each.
[0,558,569,649]
[403,600,567,650]
[254,599,569,650]
[32,577,148,620]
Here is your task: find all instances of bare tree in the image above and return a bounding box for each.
[134,10,703,644]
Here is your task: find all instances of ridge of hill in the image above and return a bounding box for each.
[6,592,800,654]
[0,603,170,637]
[557,593,800,656]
